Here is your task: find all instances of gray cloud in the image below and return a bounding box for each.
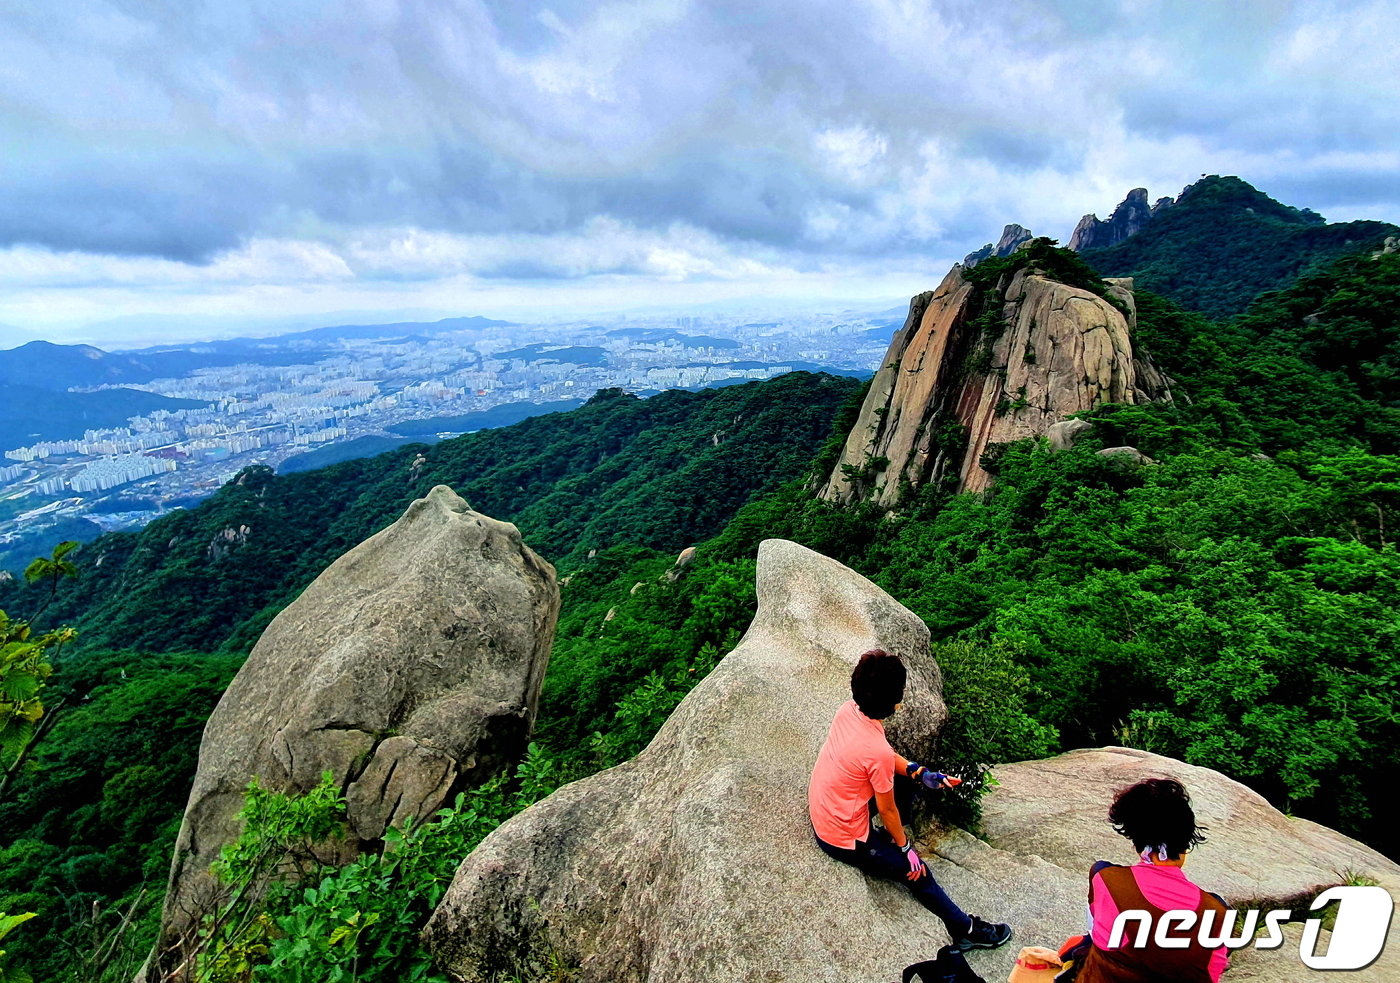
[0,0,1396,279]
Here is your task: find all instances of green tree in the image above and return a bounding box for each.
[22,541,78,621]
[0,613,75,804]
[0,912,36,983]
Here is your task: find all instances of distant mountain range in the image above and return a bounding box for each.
[1079,176,1399,317]
[960,176,1398,319]
[195,314,516,348]
[0,315,519,391]
[0,316,522,450]
[0,338,337,390]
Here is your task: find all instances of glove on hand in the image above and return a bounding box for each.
[900,839,925,880]
[919,770,963,790]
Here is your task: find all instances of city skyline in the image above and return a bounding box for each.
[0,303,893,562]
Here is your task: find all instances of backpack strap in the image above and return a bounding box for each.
[901,946,985,983]
[902,960,943,983]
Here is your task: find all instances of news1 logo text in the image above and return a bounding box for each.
[1107,885,1394,970]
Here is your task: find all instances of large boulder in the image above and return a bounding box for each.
[150,485,558,977]
[1046,418,1094,452]
[424,539,949,983]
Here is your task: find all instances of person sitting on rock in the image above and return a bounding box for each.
[808,648,1012,953]
[1062,778,1228,983]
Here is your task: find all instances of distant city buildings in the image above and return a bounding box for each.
[2,307,894,548]
[69,454,178,492]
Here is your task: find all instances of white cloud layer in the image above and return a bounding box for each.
[1,0,1397,337]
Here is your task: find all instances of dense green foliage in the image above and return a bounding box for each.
[0,372,860,653]
[1111,254,1400,455]
[0,373,858,980]
[177,760,563,983]
[0,652,243,980]
[0,911,37,983]
[1082,176,1397,318]
[0,616,63,767]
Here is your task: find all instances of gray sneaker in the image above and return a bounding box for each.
[952,915,1012,952]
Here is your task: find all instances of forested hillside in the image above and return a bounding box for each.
[0,372,859,655]
[541,247,1400,854]
[1082,175,1397,317]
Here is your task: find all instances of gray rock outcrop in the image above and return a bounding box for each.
[1095,445,1156,466]
[424,539,947,983]
[963,223,1035,268]
[818,263,1170,504]
[1068,187,1159,252]
[149,485,558,978]
[1046,418,1094,451]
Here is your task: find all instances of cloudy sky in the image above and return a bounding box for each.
[2,0,1397,344]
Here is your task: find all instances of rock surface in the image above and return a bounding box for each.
[1095,445,1156,466]
[149,485,558,978]
[424,539,948,983]
[424,549,1399,983]
[819,263,1169,504]
[963,223,1035,268]
[1068,187,1159,252]
[1046,418,1094,451]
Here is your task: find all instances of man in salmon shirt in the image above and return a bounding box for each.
[809,648,1013,952]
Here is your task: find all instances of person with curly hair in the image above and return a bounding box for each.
[1063,777,1229,983]
[808,649,1012,955]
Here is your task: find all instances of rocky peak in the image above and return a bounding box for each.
[818,243,1171,505]
[424,539,945,982]
[147,485,559,978]
[1068,187,1156,251]
[962,222,1035,268]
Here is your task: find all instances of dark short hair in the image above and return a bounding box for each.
[1109,778,1208,858]
[851,649,906,719]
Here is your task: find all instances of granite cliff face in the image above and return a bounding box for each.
[1068,187,1172,251]
[819,254,1170,504]
[148,485,558,978]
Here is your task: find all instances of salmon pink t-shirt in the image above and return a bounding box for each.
[808,699,901,848]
